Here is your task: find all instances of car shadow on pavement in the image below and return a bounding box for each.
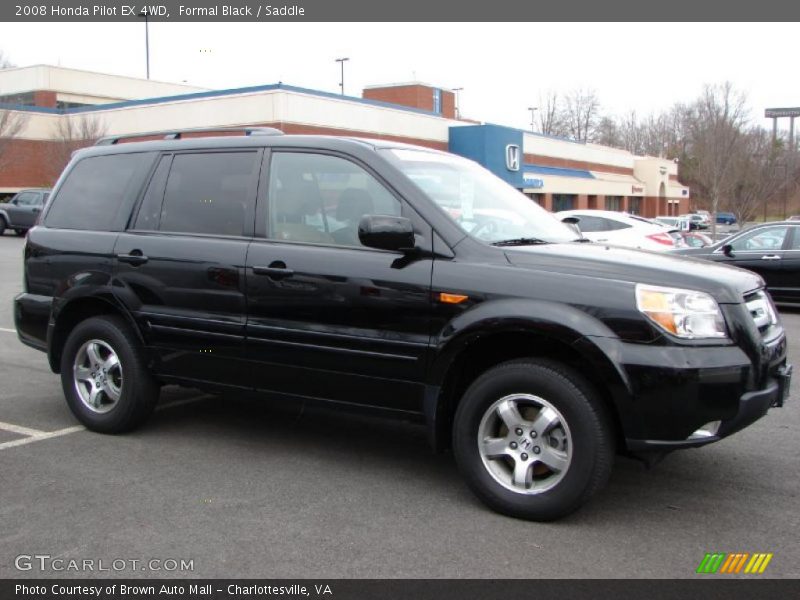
[140,386,764,525]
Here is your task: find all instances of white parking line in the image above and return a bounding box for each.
[0,425,85,450]
[0,420,49,437]
[0,394,212,451]
[0,327,16,334]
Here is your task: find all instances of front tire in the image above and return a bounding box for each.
[0,217,6,236]
[60,315,159,433]
[453,359,614,521]
[14,228,27,236]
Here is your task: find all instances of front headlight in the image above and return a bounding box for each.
[635,284,727,339]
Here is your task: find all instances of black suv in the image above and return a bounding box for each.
[14,128,791,520]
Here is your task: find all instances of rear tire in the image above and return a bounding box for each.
[14,229,27,236]
[60,315,159,433]
[453,358,614,521]
[0,217,6,236]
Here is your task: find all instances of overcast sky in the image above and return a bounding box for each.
[0,22,797,131]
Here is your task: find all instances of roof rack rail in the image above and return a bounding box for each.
[95,126,284,146]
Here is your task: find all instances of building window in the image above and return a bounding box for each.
[56,100,91,109]
[432,89,442,114]
[0,92,36,106]
[525,193,544,206]
[628,197,641,215]
[552,194,576,212]
[606,196,623,211]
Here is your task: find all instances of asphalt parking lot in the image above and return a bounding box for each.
[0,232,798,579]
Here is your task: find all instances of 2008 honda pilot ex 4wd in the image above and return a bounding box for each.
[14,128,792,520]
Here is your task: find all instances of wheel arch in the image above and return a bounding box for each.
[425,301,636,453]
[48,294,145,373]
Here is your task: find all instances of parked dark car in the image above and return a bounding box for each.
[14,128,791,521]
[716,212,738,225]
[673,221,800,306]
[0,188,51,235]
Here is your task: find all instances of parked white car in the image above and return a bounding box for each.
[556,209,682,251]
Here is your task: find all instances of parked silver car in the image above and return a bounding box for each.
[0,188,51,236]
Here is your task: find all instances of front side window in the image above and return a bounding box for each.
[383,149,576,244]
[159,152,258,236]
[13,192,38,206]
[729,227,788,252]
[45,153,149,231]
[268,152,401,247]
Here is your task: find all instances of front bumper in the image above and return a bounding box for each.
[626,363,790,452]
[587,329,790,453]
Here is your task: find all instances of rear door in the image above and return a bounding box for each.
[113,149,261,388]
[244,149,433,414]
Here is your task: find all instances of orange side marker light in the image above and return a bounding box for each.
[439,292,469,304]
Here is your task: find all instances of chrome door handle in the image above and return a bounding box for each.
[117,252,149,266]
[761,255,781,261]
[252,265,294,279]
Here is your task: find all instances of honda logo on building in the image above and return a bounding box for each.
[505,144,520,171]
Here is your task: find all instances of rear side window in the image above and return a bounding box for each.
[572,215,607,232]
[45,154,149,231]
[604,219,632,231]
[158,152,259,236]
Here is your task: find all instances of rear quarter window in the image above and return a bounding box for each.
[45,153,151,231]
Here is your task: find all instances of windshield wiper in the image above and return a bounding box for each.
[573,237,592,243]
[491,237,549,247]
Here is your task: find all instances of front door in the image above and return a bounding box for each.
[713,225,791,302]
[8,191,43,228]
[113,149,261,388]
[245,150,433,414]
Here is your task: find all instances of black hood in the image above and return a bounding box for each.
[504,242,763,304]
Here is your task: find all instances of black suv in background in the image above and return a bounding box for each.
[14,128,791,520]
[0,188,50,235]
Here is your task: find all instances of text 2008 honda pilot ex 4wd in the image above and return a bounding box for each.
[14,128,792,520]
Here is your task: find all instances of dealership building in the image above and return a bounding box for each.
[0,65,690,215]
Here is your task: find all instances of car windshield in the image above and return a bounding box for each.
[383,148,576,244]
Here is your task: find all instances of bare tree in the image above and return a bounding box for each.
[0,109,29,173]
[537,91,563,136]
[560,88,600,142]
[683,82,748,237]
[47,115,108,179]
[726,128,786,224]
[594,116,622,148]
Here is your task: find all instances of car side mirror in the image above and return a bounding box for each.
[561,216,582,237]
[9,198,18,205]
[722,244,734,257]
[358,215,416,252]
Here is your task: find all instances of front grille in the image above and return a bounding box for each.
[744,290,779,336]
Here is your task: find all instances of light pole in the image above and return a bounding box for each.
[138,11,150,79]
[528,107,538,132]
[335,57,349,96]
[452,87,463,119]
